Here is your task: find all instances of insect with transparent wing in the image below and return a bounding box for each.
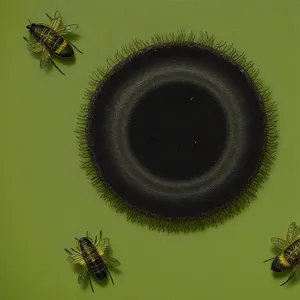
[65,231,120,293]
[264,222,300,286]
[23,10,83,75]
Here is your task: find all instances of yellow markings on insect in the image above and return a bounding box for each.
[97,249,105,255]
[55,40,68,54]
[278,252,291,268]
[78,257,86,266]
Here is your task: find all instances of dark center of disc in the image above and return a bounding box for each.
[128,82,228,181]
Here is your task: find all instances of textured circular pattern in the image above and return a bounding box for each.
[77,32,278,232]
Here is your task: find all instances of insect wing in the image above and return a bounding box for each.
[270,237,287,250]
[96,237,110,255]
[67,253,85,266]
[46,10,62,30]
[286,222,297,243]
[78,266,88,284]
[40,47,50,69]
[102,255,121,267]
[23,37,43,53]
[56,24,78,35]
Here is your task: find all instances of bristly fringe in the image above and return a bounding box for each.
[75,30,279,233]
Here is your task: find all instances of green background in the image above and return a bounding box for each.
[1,0,300,299]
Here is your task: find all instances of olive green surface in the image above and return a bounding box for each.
[1,0,300,299]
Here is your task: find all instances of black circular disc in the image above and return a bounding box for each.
[79,33,278,231]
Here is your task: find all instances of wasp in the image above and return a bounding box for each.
[65,231,120,293]
[23,11,83,75]
[264,222,300,286]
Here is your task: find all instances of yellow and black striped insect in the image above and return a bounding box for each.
[264,222,300,286]
[23,11,83,75]
[65,231,120,293]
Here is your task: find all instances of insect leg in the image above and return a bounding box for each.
[104,264,115,285]
[74,237,79,241]
[71,247,80,254]
[64,248,72,255]
[263,257,275,263]
[100,230,102,240]
[68,41,83,54]
[87,273,94,293]
[45,11,62,30]
[45,13,53,20]
[49,57,65,76]
[280,272,296,286]
[94,235,98,246]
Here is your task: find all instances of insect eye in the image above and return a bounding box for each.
[26,25,30,30]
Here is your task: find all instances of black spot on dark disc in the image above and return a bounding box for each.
[78,32,278,232]
[128,82,227,181]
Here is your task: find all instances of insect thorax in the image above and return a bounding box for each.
[32,24,53,42]
[32,25,72,56]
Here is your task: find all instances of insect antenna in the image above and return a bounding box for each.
[49,57,65,75]
[28,19,31,25]
[86,231,92,242]
[104,264,115,285]
[87,273,94,293]
[263,257,275,263]
[280,272,295,286]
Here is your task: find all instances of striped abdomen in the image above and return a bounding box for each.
[32,24,74,57]
[79,238,107,280]
[272,239,300,272]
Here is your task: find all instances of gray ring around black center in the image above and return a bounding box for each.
[88,45,267,219]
